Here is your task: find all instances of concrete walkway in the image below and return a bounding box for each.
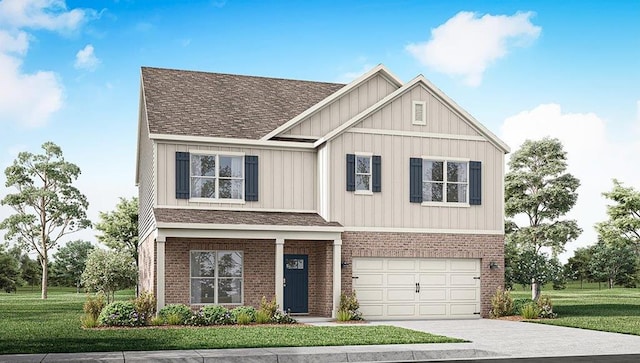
[3,319,640,362]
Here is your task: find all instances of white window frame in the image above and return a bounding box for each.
[189,150,245,203]
[412,101,426,126]
[189,250,244,305]
[354,152,373,195]
[421,156,470,207]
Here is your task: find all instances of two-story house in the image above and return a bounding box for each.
[136,65,509,320]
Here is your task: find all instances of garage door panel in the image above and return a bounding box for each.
[353,258,384,270]
[419,274,446,285]
[387,305,416,317]
[354,274,384,287]
[387,273,417,286]
[419,259,446,271]
[360,305,384,317]
[450,304,479,316]
[356,289,384,302]
[388,259,416,271]
[450,259,478,271]
[387,288,416,301]
[450,288,478,300]
[419,289,446,301]
[419,304,447,317]
[450,274,478,286]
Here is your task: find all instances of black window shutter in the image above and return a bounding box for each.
[175,152,190,199]
[346,154,355,191]
[410,158,422,203]
[469,161,482,205]
[245,155,259,201]
[372,155,381,192]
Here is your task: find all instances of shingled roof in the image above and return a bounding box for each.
[141,67,345,140]
[154,208,342,228]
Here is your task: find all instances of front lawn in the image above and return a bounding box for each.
[0,288,463,354]
[510,285,640,335]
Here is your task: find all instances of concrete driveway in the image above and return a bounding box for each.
[370,319,640,358]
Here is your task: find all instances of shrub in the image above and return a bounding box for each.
[80,314,99,329]
[271,310,296,324]
[149,316,164,326]
[83,292,106,321]
[236,312,252,325]
[338,291,363,321]
[200,305,233,325]
[336,310,351,322]
[132,291,156,324]
[98,301,144,327]
[513,298,534,315]
[536,295,557,319]
[231,306,257,322]
[259,296,278,319]
[489,287,514,318]
[521,303,540,319]
[255,309,271,324]
[158,304,192,325]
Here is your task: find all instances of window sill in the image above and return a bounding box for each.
[188,198,246,205]
[354,190,373,196]
[421,202,470,208]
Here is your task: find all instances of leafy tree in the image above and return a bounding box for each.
[81,248,137,303]
[589,240,638,288]
[95,197,138,283]
[596,180,640,255]
[0,243,20,293]
[505,138,581,300]
[564,246,594,288]
[51,240,95,292]
[0,142,91,299]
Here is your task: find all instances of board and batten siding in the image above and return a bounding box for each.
[354,84,482,136]
[138,107,156,240]
[156,143,317,210]
[283,74,399,138]
[328,132,504,231]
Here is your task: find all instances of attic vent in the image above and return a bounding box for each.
[412,101,426,125]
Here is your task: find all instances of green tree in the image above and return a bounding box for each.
[589,240,638,288]
[51,240,95,292]
[0,243,20,293]
[0,142,91,299]
[564,246,594,288]
[81,248,137,303]
[596,180,640,255]
[95,197,138,281]
[505,138,581,300]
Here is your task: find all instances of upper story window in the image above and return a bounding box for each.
[346,153,381,194]
[355,154,372,193]
[190,154,244,200]
[412,101,426,125]
[423,160,468,203]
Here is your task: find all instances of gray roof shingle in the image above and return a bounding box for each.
[154,208,342,228]
[141,67,345,139]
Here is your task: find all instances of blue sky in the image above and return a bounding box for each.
[0,0,639,262]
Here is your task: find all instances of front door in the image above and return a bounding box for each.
[283,254,308,313]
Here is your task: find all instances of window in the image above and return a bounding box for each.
[190,251,243,304]
[422,160,468,203]
[355,155,372,192]
[190,154,244,200]
[412,101,426,125]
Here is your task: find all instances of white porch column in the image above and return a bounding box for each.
[332,239,342,318]
[275,238,285,310]
[156,236,166,312]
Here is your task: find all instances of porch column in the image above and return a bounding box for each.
[156,236,166,312]
[332,239,342,318]
[275,238,285,310]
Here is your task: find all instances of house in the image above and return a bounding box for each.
[136,65,510,320]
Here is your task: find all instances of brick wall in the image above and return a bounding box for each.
[340,232,504,317]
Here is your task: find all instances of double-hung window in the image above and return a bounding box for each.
[190,153,244,200]
[190,251,243,304]
[355,154,372,193]
[422,159,468,203]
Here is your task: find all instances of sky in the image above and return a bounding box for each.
[0,0,639,263]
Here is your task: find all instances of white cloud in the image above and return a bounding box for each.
[74,44,100,71]
[337,63,374,83]
[406,11,541,86]
[501,103,640,262]
[0,1,95,127]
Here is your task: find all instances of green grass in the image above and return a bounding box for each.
[0,287,463,354]
[510,284,640,335]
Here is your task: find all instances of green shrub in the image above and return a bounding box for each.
[231,306,256,322]
[338,291,363,321]
[236,312,252,325]
[98,301,144,327]
[513,298,534,315]
[489,287,514,318]
[132,291,156,324]
[149,316,164,326]
[158,304,192,325]
[255,309,271,324]
[83,292,105,321]
[271,310,296,324]
[336,310,351,322]
[80,314,99,328]
[259,296,278,319]
[536,295,557,319]
[200,305,233,325]
[521,303,540,319]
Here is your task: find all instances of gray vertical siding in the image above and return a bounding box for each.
[138,105,156,240]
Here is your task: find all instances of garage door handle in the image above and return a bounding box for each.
[415,283,420,293]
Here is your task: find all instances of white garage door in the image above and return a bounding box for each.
[352,258,481,319]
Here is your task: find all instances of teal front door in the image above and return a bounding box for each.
[283,254,308,313]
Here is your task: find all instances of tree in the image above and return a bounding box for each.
[95,197,138,290]
[51,240,95,292]
[505,138,581,300]
[0,243,20,293]
[0,142,91,299]
[81,248,137,303]
[564,246,594,288]
[596,180,640,255]
[589,240,638,288]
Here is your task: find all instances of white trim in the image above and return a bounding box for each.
[156,222,344,233]
[189,150,245,156]
[501,153,506,234]
[154,205,317,214]
[156,239,165,311]
[412,100,426,125]
[188,198,246,205]
[273,134,318,140]
[332,239,342,319]
[354,190,373,196]
[317,144,330,220]
[343,226,504,235]
[261,64,404,141]
[157,228,342,241]
[275,238,285,312]
[421,202,470,208]
[149,133,316,149]
[346,128,487,142]
[421,155,470,162]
